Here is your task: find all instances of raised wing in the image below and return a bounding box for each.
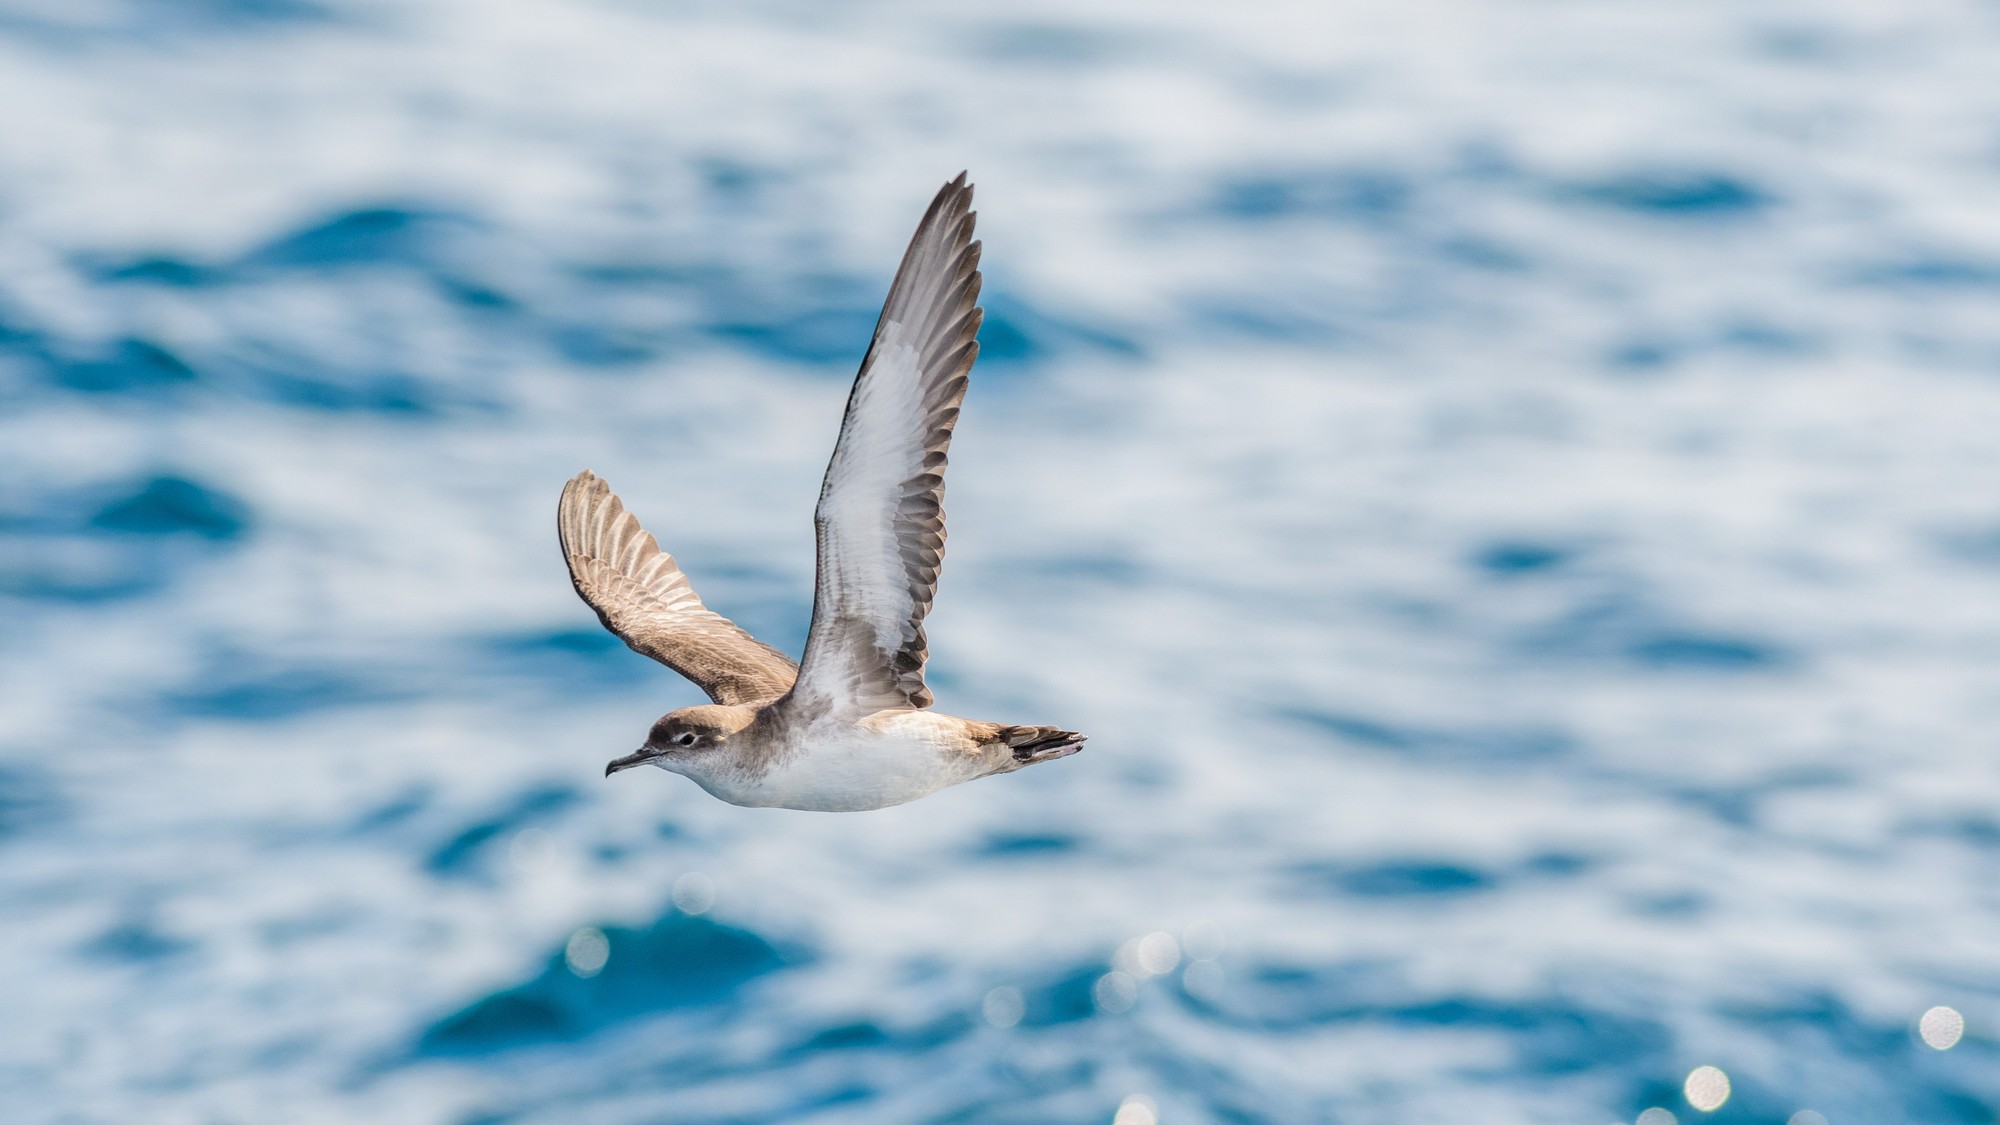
[783,173,983,717]
[558,470,798,705]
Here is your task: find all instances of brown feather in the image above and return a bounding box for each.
[557,470,798,706]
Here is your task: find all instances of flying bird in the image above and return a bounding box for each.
[558,174,1084,811]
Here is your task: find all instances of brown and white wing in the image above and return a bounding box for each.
[558,470,798,706]
[782,173,983,718]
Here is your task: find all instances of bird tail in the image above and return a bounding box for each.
[998,725,1086,764]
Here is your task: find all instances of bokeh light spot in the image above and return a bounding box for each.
[508,827,552,873]
[1112,1094,1157,1125]
[1136,932,1180,975]
[1636,1109,1677,1125]
[1182,959,1223,1001]
[1919,1005,1963,1049]
[982,985,1024,1028]
[1684,1066,1730,1111]
[1787,1111,1828,1125]
[672,872,716,915]
[1094,971,1137,1013]
[564,926,609,978]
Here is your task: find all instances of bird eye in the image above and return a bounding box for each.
[674,732,698,747]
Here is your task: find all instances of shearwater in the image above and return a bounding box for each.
[558,174,1084,812]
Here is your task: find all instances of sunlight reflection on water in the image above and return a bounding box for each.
[1182,960,1224,1001]
[1180,920,1224,961]
[1093,971,1138,1014]
[1115,931,1182,978]
[670,871,715,915]
[1683,1065,1730,1112]
[1919,1005,1964,1050]
[564,926,609,978]
[1112,1094,1158,1125]
[981,985,1025,1029]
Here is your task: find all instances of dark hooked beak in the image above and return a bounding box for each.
[605,747,659,777]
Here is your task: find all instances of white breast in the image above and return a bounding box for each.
[700,712,989,812]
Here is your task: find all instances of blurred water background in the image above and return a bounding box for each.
[4,1,2000,1122]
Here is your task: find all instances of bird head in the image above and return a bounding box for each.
[604,704,756,777]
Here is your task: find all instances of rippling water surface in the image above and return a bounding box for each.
[5,1,2000,1122]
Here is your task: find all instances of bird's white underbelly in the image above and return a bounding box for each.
[704,714,985,812]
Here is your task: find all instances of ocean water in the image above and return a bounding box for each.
[4,1,2000,1121]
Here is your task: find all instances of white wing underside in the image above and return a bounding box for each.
[780,174,984,719]
[820,341,926,662]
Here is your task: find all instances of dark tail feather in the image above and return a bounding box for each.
[1000,725,1086,763]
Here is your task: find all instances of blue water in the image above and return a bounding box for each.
[5,2,2000,1122]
